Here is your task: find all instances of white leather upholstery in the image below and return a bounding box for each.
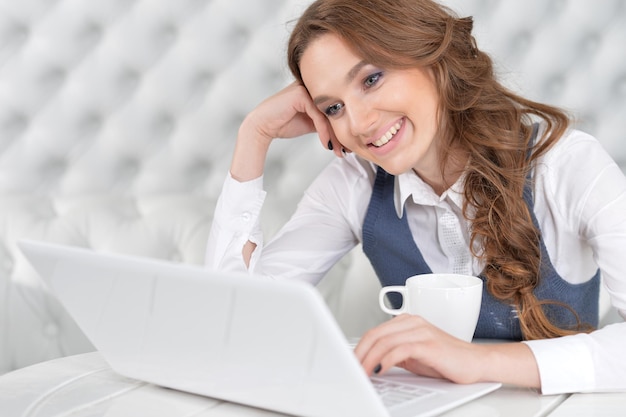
[1,0,624,374]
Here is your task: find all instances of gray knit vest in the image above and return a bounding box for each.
[362,130,600,340]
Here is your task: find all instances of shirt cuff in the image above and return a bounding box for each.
[215,172,266,234]
[523,334,595,395]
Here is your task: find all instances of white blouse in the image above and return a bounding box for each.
[205,126,626,395]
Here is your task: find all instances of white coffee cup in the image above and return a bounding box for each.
[379,273,483,342]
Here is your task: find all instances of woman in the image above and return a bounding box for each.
[205,0,626,394]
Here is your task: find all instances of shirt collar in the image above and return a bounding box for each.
[394,170,466,217]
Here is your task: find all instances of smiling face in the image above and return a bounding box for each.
[300,33,444,181]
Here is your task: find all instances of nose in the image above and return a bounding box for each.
[345,98,377,139]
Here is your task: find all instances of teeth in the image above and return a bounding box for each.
[372,120,403,147]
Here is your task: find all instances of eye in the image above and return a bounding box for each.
[364,72,383,88]
[324,102,344,117]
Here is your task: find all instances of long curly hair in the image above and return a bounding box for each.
[287,0,588,340]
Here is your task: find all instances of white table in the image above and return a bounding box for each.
[547,392,626,417]
[0,352,623,417]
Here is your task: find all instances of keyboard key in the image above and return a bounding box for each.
[371,377,438,408]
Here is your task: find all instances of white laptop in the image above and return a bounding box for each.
[19,239,501,417]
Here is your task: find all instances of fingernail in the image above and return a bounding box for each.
[373,364,382,374]
[327,140,333,151]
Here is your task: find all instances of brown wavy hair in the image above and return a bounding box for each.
[287,0,589,340]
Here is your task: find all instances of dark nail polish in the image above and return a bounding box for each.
[373,364,382,374]
[327,140,334,151]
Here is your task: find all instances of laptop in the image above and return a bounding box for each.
[18,239,501,417]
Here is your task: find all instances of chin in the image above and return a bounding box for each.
[378,162,412,176]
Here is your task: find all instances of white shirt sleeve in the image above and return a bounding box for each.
[524,130,626,394]
[525,323,626,394]
[205,156,368,282]
[204,172,266,272]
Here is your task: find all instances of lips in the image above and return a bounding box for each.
[370,118,404,147]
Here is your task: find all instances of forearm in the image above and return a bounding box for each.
[477,342,541,388]
[226,120,268,264]
[230,116,273,182]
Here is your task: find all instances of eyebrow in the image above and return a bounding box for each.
[312,60,368,107]
[346,60,368,83]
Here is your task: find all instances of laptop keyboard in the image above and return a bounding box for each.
[370,377,438,408]
[348,340,439,408]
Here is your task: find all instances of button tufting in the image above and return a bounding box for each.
[79,22,102,44]
[152,113,175,137]
[1,112,28,140]
[78,112,103,136]
[40,68,67,92]
[512,31,533,53]
[9,22,29,44]
[118,69,141,93]
[120,159,140,178]
[230,27,249,50]
[192,71,214,91]
[187,160,211,180]
[579,33,601,54]
[264,69,288,92]
[43,323,59,338]
[157,24,178,47]
[43,158,67,179]
[544,75,566,98]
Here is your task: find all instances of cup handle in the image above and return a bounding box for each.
[379,286,407,315]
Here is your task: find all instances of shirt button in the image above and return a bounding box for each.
[241,212,251,222]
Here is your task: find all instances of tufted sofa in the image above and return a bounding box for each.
[1,0,625,374]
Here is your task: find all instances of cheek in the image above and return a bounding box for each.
[389,90,421,117]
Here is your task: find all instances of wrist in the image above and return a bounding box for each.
[478,342,541,388]
[238,113,274,147]
[230,118,273,182]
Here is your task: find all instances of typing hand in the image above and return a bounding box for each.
[354,314,541,388]
[354,314,485,384]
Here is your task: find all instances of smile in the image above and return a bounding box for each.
[371,119,404,147]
